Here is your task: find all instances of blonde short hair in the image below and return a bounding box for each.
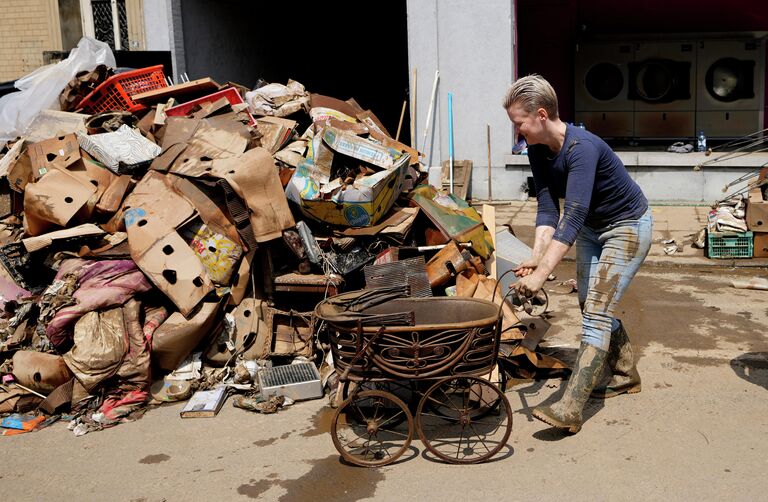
[502,74,559,119]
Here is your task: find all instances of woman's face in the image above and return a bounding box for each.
[506,103,546,145]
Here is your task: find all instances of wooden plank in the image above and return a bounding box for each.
[482,204,496,279]
[441,159,473,199]
[133,78,220,104]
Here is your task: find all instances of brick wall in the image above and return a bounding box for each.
[0,0,62,82]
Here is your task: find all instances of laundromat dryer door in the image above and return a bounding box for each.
[574,42,635,138]
[696,38,766,139]
[630,42,697,139]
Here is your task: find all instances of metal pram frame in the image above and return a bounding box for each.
[315,287,515,467]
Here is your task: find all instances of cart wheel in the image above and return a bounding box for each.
[331,390,414,467]
[341,380,416,428]
[424,365,507,421]
[416,376,512,464]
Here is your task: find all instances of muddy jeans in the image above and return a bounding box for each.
[576,208,653,350]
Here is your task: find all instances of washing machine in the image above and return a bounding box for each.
[696,38,765,139]
[574,42,635,138]
[629,41,697,139]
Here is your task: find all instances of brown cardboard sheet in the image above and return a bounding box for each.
[152,300,222,371]
[123,171,214,316]
[22,223,105,253]
[167,148,294,243]
[23,167,97,236]
[9,134,81,192]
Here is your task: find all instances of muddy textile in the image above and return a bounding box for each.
[576,208,653,350]
[46,259,153,352]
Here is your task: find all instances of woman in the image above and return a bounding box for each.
[503,74,653,434]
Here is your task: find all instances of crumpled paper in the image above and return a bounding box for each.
[245,80,309,117]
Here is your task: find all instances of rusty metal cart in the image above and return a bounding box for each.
[315,287,514,467]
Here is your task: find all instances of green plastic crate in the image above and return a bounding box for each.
[707,230,753,259]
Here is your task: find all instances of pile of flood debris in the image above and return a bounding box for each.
[0,39,560,436]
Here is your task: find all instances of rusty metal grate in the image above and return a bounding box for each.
[364,256,432,297]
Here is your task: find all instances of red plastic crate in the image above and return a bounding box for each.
[78,65,167,114]
[164,87,256,125]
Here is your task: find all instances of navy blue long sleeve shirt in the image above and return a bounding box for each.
[528,124,648,246]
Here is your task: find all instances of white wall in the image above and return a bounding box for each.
[142,0,170,51]
[407,0,516,199]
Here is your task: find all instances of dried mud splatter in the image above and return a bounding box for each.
[237,455,384,501]
[139,454,170,464]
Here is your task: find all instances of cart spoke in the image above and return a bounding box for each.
[377,410,406,429]
[468,422,492,454]
[438,386,464,414]
[377,428,411,439]
[455,427,465,460]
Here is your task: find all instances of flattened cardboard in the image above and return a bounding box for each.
[208,148,295,242]
[0,139,25,179]
[151,117,249,172]
[367,128,421,164]
[123,171,214,316]
[9,135,79,191]
[228,248,255,306]
[256,116,296,154]
[23,167,97,236]
[136,231,213,316]
[22,223,105,253]
[152,300,221,371]
[24,110,88,143]
[27,134,81,176]
[356,110,392,139]
[205,298,270,365]
[309,94,360,119]
[95,174,133,214]
[170,176,242,247]
[747,186,768,233]
[123,171,196,230]
[754,232,768,257]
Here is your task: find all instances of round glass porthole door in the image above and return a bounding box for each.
[635,61,673,101]
[705,58,754,102]
[585,62,624,101]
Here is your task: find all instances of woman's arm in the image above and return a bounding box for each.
[514,225,555,277]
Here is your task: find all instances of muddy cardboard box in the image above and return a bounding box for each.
[746,186,768,233]
[753,232,768,258]
[286,154,409,228]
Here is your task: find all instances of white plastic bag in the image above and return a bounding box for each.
[0,37,115,142]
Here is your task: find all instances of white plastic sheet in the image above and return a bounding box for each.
[0,37,115,142]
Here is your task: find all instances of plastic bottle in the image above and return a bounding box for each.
[697,131,707,152]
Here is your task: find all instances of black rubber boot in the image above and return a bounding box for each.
[532,342,607,434]
[591,321,641,399]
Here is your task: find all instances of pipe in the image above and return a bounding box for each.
[448,92,454,194]
[421,70,440,156]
